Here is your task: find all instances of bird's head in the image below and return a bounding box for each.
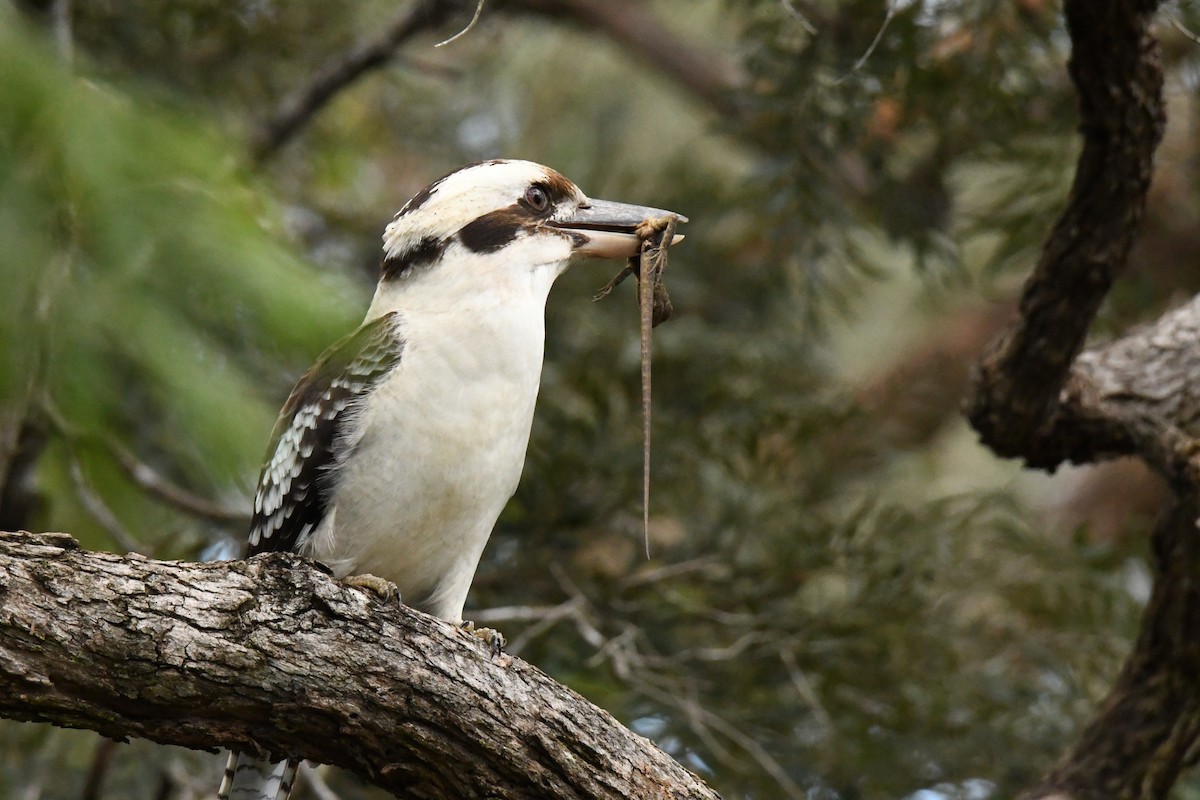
[375,160,685,301]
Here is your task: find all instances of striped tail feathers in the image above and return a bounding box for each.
[218,751,299,800]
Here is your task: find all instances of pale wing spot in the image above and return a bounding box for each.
[247,313,404,556]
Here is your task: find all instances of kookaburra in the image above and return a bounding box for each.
[218,159,685,800]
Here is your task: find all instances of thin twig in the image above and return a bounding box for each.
[631,675,804,799]
[1167,8,1200,45]
[66,454,142,555]
[780,0,817,34]
[549,564,608,650]
[505,0,743,118]
[526,565,801,798]
[779,646,834,730]
[506,604,580,655]
[471,602,580,624]
[435,0,486,47]
[251,0,460,162]
[40,391,142,553]
[618,556,723,589]
[256,0,742,163]
[676,631,770,663]
[470,599,584,654]
[101,437,249,524]
[40,397,246,526]
[834,0,897,84]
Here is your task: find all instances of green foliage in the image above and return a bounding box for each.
[733,0,1076,327]
[494,325,1143,797]
[3,0,1195,798]
[0,11,363,553]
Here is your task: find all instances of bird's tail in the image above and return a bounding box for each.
[217,751,299,800]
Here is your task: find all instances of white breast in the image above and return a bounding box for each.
[304,241,567,623]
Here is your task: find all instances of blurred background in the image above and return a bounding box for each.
[2,0,1200,798]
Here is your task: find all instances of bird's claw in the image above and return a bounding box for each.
[344,573,402,603]
[460,620,507,657]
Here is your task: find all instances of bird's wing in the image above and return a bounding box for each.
[248,312,404,556]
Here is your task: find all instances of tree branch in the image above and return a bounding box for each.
[249,0,463,163]
[963,1,1200,798]
[0,530,719,800]
[503,0,743,118]
[966,0,1165,469]
[1002,294,1200,492]
[1018,495,1200,800]
[250,0,742,163]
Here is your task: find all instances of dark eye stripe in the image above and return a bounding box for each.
[459,207,525,253]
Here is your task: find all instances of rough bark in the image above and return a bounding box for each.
[1042,295,1200,492]
[0,530,719,800]
[1018,496,1200,800]
[965,0,1200,798]
[966,0,1165,471]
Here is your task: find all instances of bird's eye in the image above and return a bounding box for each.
[524,185,550,212]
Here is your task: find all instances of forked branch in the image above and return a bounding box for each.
[964,1,1200,798]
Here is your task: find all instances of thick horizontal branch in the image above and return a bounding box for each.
[1072,295,1200,436]
[0,530,719,800]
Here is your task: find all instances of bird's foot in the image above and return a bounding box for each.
[459,620,507,657]
[344,573,401,603]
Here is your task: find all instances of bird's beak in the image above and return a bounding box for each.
[550,199,688,259]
